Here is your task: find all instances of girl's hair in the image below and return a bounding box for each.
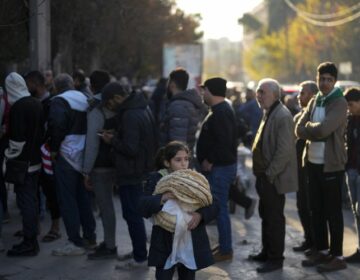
[155,141,190,170]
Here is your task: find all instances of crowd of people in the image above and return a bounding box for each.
[0,61,359,279]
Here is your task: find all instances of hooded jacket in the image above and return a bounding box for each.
[4,72,44,172]
[111,92,157,185]
[160,89,206,152]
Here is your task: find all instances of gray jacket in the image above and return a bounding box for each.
[260,103,298,194]
[160,89,206,151]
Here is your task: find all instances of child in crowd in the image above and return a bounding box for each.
[138,141,218,280]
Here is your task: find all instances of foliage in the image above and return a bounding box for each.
[243,0,360,82]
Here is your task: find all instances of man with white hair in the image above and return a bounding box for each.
[249,78,298,273]
[4,72,44,257]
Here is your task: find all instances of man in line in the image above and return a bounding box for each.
[292,81,317,253]
[296,62,347,272]
[48,74,96,256]
[4,72,44,256]
[160,68,206,159]
[343,87,360,263]
[249,78,298,273]
[101,82,157,269]
[196,77,237,262]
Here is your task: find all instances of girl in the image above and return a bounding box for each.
[139,141,218,280]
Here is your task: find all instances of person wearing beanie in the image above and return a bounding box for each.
[196,77,238,263]
[4,72,44,257]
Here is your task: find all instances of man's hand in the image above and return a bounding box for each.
[187,212,202,230]
[101,130,114,144]
[83,174,93,191]
[201,159,213,172]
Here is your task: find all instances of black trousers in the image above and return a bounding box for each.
[155,264,195,280]
[256,175,285,261]
[14,172,40,243]
[40,171,61,220]
[307,162,344,256]
[296,166,314,247]
[229,180,252,209]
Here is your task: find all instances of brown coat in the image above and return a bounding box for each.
[295,97,347,172]
[261,103,298,194]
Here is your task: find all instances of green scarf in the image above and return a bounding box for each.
[315,87,343,107]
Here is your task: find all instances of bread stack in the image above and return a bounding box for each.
[153,169,212,232]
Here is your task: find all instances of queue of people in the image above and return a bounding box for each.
[0,61,360,279]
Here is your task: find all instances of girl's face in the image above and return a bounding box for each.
[165,150,189,172]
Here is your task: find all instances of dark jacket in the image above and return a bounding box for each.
[346,115,360,172]
[6,96,44,169]
[111,92,157,185]
[139,171,219,270]
[160,89,206,152]
[196,101,237,166]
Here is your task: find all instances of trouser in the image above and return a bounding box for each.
[91,168,116,249]
[40,171,61,220]
[307,162,344,256]
[296,166,313,247]
[256,175,285,261]
[346,168,360,248]
[14,172,40,243]
[118,183,147,262]
[54,156,96,246]
[229,179,252,209]
[155,264,195,280]
[206,163,237,254]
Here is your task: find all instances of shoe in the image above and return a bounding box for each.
[304,248,317,257]
[316,257,347,273]
[248,252,267,262]
[301,252,332,267]
[52,242,86,256]
[293,241,311,252]
[41,231,61,243]
[256,261,283,273]
[88,242,117,260]
[115,258,147,270]
[213,251,233,262]
[83,238,97,250]
[7,240,39,257]
[245,199,257,220]
[345,250,360,263]
[117,251,134,261]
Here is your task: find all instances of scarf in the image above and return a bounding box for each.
[315,87,343,107]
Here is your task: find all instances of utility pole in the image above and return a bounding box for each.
[29,0,51,71]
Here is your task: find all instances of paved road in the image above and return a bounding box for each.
[1,156,360,279]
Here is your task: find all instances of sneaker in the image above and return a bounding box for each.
[52,242,86,256]
[83,238,97,250]
[115,258,147,270]
[7,240,39,257]
[213,251,233,262]
[316,257,347,273]
[345,250,360,263]
[88,242,117,260]
[245,199,257,220]
[117,251,133,261]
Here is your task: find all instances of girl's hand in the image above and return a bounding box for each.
[187,212,202,230]
[160,192,175,205]
[101,130,114,144]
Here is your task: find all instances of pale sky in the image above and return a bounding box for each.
[176,0,263,41]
